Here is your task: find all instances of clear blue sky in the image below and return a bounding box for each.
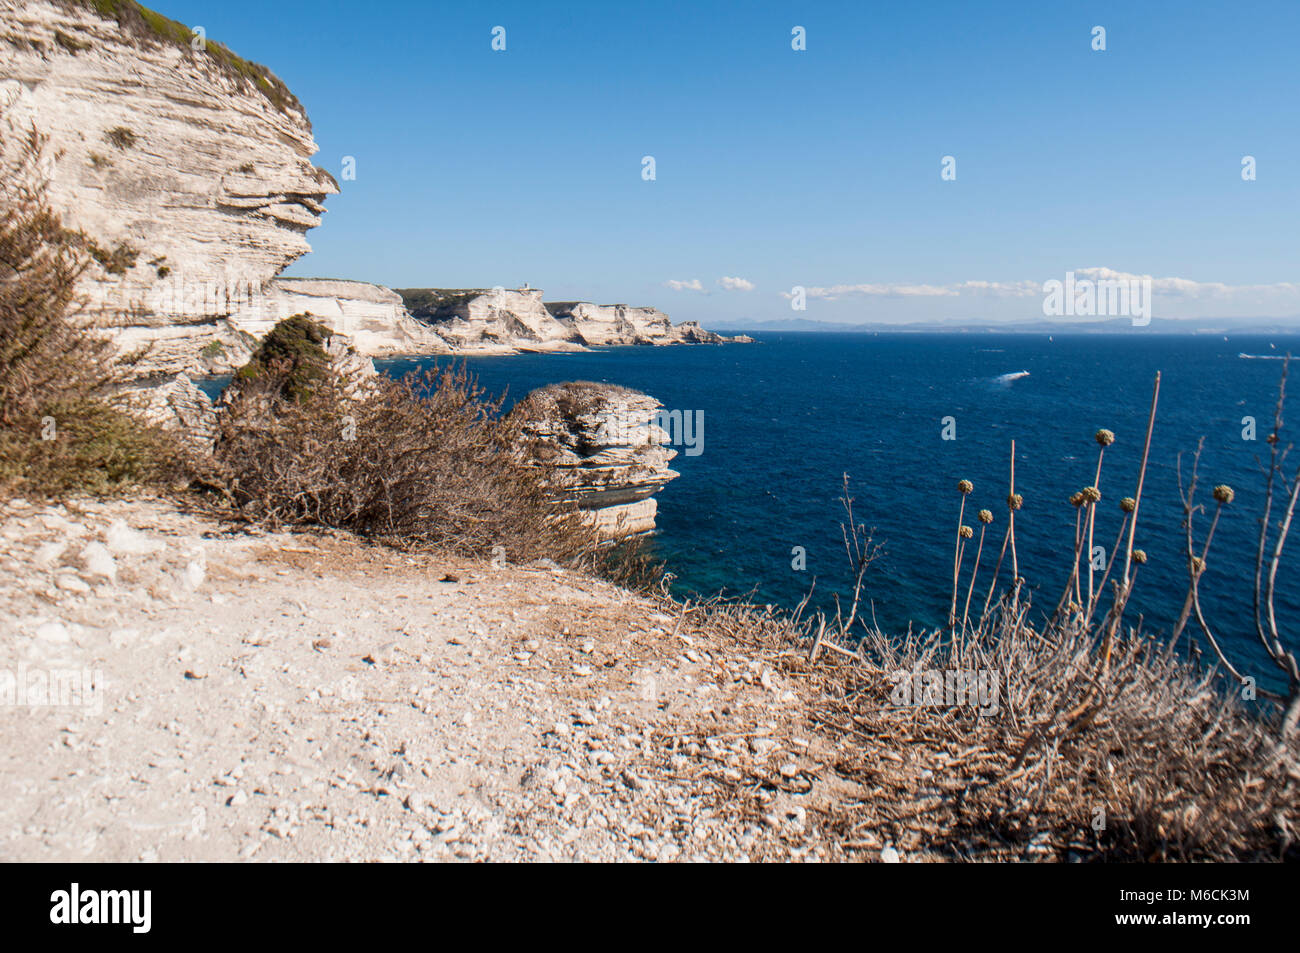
[159,0,1299,326]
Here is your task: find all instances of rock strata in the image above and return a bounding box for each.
[511,382,680,537]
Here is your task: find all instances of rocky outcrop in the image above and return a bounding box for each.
[121,373,219,450]
[0,0,337,376]
[511,382,679,537]
[401,288,586,353]
[545,302,727,346]
[400,288,739,352]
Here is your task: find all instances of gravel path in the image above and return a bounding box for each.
[0,497,863,862]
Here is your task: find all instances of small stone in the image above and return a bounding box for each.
[227,789,248,807]
[54,573,92,594]
[79,542,117,582]
[881,845,901,864]
[183,560,205,590]
[104,520,162,555]
[34,621,71,643]
[33,541,67,568]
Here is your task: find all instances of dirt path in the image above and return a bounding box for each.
[0,497,867,862]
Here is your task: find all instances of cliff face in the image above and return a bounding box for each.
[546,302,726,346]
[402,288,586,353]
[231,278,450,358]
[401,288,732,353]
[0,0,337,375]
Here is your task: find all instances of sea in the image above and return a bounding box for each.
[205,333,1300,692]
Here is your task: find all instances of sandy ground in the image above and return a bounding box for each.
[0,496,869,862]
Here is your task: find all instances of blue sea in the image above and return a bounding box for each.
[208,333,1300,691]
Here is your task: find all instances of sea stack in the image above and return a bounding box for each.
[512,382,680,537]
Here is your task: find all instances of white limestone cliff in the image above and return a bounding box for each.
[546,302,726,346]
[0,0,336,376]
[402,288,736,353]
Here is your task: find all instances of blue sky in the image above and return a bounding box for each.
[160,0,1299,326]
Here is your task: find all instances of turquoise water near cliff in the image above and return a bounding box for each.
[380,333,1300,691]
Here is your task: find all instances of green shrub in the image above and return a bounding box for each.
[231,313,332,402]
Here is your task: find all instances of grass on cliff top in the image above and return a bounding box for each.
[395,288,492,316]
[69,0,302,116]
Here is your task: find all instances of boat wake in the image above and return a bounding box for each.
[992,370,1031,386]
[1238,352,1286,360]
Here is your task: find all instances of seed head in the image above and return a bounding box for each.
[1082,486,1101,504]
[977,509,993,525]
[1132,549,1147,565]
[959,525,974,539]
[1007,493,1023,511]
[1120,497,1136,513]
[1069,492,1085,508]
[1191,556,1206,574]
[1095,428,1115,447]
[1213,484,1235,505]
[958,479,973,495]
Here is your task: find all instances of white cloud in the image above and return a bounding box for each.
[778,268,1300,304]
[718,276,755,291]
[665,278,705,292]
[1071,266,1300,299]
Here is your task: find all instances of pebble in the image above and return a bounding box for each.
[104,520,162,555]
[54,573,91,594]
[80,542,117,582]
[881,845,901,864]
[184,560,205,590]
[32,541,67,568]
[34,621,71,643]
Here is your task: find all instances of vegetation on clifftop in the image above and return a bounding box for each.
[65,0,303,116]
[395,288,492,318]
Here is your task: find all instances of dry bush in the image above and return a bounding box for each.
[212,334,644,575]
[0,118,176,497]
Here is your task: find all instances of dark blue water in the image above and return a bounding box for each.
[206,333,1300,691]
